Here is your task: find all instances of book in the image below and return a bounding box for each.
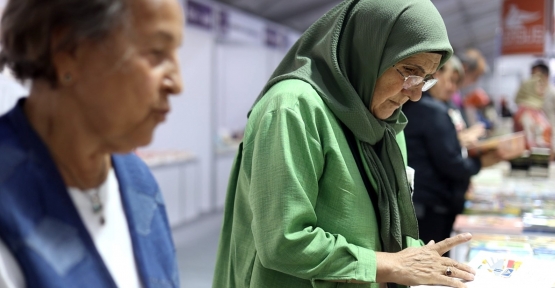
[467,132,526,159]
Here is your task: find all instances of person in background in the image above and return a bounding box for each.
[514,60,553,151]
[0,0,183,287]
[537,60,555,153]
[213,1,476,288]
[459,48,489,90]
[451,48,489,146]
[403,56,502,250]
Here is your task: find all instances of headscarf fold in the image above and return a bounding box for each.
[250,0,452,252]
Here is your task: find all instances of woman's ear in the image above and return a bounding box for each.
[50,29,79,86]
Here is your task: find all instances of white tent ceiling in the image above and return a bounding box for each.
[213,0,503,67]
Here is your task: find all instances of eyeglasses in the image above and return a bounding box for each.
[394,65,437,92]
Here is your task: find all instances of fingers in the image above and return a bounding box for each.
[451,261,476,275]
[439,276,469,288]
[431,233,472,256]
[444,262,475,282]
[427,240,435,246]
[433,262,474,288]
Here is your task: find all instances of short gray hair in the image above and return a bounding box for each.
[0,0,129,86]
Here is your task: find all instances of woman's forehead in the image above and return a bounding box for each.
[396,53,442,74]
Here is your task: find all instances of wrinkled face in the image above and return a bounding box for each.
[370,53,442,120]
[429,63,461,102]
[64,0,184,152]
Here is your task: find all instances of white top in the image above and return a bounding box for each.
[0,169,142,288]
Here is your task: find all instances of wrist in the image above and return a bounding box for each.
[375,252,398,284]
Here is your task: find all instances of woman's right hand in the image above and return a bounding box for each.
[458,124,486,147]
[375,233,476,288]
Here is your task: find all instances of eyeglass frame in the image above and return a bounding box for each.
[393,65,438,92]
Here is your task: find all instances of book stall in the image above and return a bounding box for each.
[429,161,555,287]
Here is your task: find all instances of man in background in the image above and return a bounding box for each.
[451,48,490,148]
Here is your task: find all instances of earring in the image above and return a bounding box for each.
[64,73,72,82]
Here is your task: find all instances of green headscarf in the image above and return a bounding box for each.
[250,0,452,253]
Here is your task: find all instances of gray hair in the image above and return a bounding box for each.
[448,55,465,80]
[0,0,129,86]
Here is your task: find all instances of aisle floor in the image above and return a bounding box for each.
[174,212,223,288]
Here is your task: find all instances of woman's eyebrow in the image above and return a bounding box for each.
[403,63,426,75]
[404,63,435,77]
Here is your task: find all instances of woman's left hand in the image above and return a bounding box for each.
[376,233,476,288]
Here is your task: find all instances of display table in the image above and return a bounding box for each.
[416,250,555,288]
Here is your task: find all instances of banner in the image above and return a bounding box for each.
[501,0,545,55]
[187,0,213,30]
[265,27,289,50]
[216,9,265,45]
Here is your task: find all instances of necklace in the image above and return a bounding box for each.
[57,157,109,226]
[85,187,105,225]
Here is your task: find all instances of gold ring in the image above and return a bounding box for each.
[445,267,452,276]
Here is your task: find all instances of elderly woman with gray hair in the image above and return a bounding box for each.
[0,0,184,287]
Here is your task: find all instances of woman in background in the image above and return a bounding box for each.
[0,0,183,287]
[514,61,553,150]
[403,56,501,248]
[213,1,476,288]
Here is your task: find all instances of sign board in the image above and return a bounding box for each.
[501,0,546,55]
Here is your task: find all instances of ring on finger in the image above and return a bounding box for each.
[445,267,453,276]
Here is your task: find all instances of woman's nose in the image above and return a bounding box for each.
[163,69,183,96]
[406,87,423,102]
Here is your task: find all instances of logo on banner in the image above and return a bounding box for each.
[505,5,541,28]
[501,0,545,55]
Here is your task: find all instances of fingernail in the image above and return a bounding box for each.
[463,233,472,239]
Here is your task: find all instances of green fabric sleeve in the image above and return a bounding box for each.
[248,107,378,283]
[405,236,425,248]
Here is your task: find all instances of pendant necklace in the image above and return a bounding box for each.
[60,159,108,226]
[86,187,105,225]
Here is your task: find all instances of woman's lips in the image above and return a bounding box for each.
[388,99,401,107]
[153,109,170,121]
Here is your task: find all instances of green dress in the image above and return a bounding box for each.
[213,0,452,286]
[212,80,422,288]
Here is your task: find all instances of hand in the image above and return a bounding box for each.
[376,233,475,288]
[479,150,502,168]
[458,124,486,148]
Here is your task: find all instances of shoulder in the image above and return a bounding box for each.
[0,114,28,187]
[251,79,328,117]
[246,79,340,142]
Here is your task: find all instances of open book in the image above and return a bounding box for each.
[467,132,526,159]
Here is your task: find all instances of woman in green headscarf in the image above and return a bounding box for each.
[213,0,476,287]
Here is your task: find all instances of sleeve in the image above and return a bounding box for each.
[422,109,482,180]
[405,236,425,248]
[248,107,378,283]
